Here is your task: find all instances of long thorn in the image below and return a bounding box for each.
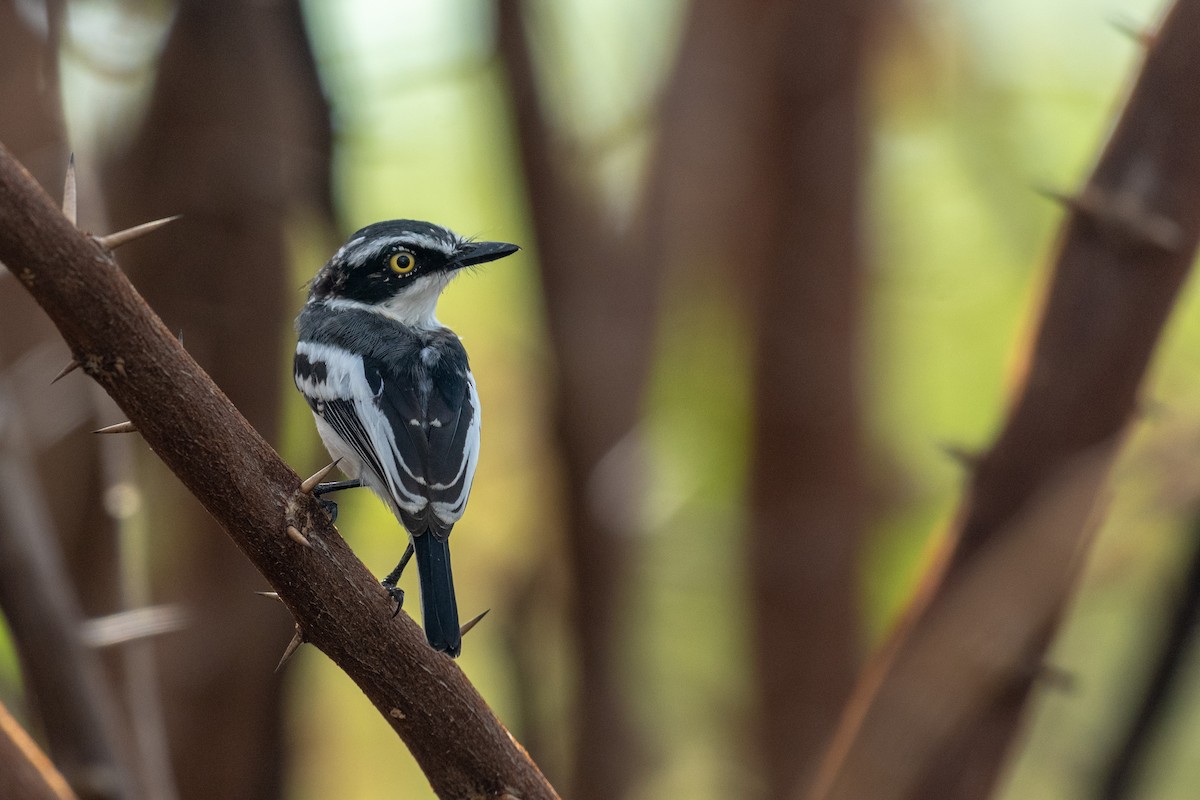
[286,525,312,548]
[254,591,283,602]
[299,459,341,494]
[275,628,304,672]
[95,215,182,250]
[1034,185,1078,210]
[62,153,77,225]
[459,608,490,638]
[939,442,980,470]
[50,359,81,384]
[1037,662,1078,693]
[94,421,138,434]
[1108,14,1156,47]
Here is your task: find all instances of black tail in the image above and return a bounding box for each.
[412,531,460,657]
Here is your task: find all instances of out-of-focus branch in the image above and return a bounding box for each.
[497,5,658,798]
[741,3,870,797]
[0,698,77,800]
[0,4,131,797]
[0,145,558,800]
[812,1,1200,797]
[1098,512,1200,800]
[811,438,1120,799]
[0,385,132,800]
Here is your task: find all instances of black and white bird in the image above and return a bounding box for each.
[293,219,518,657]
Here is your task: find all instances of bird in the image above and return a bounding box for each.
[293,219,518,657]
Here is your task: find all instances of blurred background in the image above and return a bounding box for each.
[3,0,1200,798]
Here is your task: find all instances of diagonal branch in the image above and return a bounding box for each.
[812,0,1200,797]
[0,145,557,800]
[1098,511,1200,799]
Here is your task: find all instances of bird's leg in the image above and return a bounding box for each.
[381,543,415,618]
[311,479,362,522]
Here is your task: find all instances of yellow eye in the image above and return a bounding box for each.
[389,251,417,274]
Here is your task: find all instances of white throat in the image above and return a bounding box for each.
[327,273,454,330]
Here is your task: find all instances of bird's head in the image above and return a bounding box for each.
[308,219,519,327]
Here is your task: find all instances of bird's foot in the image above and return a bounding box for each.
[383,583,405,618]
[311,479,362,522]
[318,498,339,522]
[380,544,414,618]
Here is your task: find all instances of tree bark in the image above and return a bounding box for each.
[0,143,559,800]
[812,2,1200,797]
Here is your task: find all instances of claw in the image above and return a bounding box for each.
[384,585,405,618]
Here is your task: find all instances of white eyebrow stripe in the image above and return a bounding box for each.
[342,233,459,267]
[400,233,458,255]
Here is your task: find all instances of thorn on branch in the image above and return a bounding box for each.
[93,420,138,435]
[1035,662,1078,693]
[50,358,81,384]
[255,591,283,602]
[275,627,305,673]
[459,609,490,638]
[939,442,980,470]
[299,459,341,494]
[1109,14,1157,48]
[286,524,312,549]
[1035,185,1077,211]
[1036,184,1185,253]
[62,153,77,225]
[94,215,182,251]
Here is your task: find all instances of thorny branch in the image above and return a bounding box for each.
[0,144,557,800]
[813,1,1200,798]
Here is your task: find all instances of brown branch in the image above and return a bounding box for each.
[742,2,870,797]
[0,698,78,800]
[812,1,1200,797]
[810,438,1121,800]
[498,5,656,797]
[1098,511,1200,799]
[0,146,557,800]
